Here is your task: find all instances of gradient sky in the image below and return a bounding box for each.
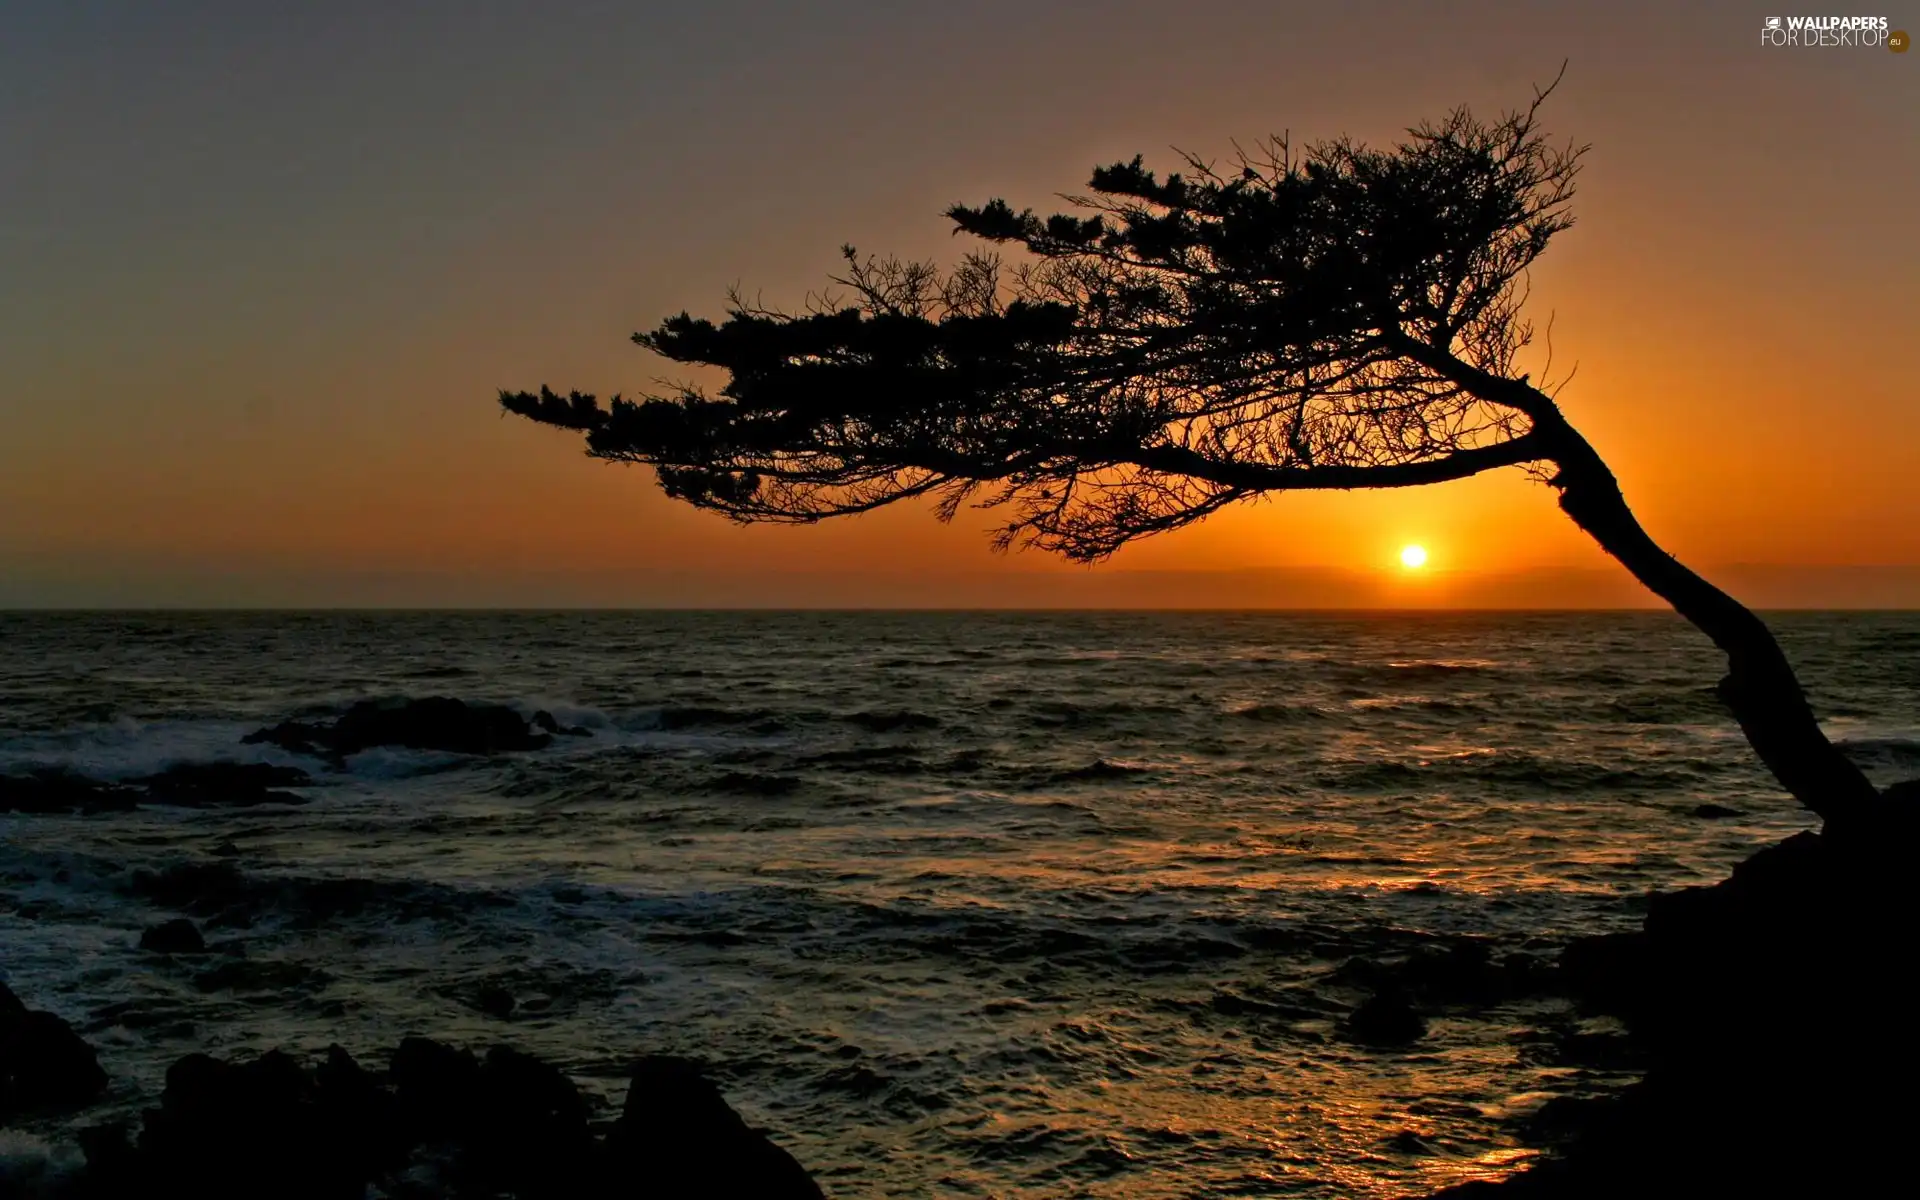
[2,1,1914,606]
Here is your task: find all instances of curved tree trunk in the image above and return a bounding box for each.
[1531,409,1890,831]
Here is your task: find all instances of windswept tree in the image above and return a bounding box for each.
[501,83,1897,832]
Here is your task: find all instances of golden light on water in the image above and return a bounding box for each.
[1399,545,1429,569]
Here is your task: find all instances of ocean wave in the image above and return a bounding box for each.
[1039,760,1154,785]
[844,710,941,733]
[1315,749,1719,794]
[1,609,1899,1199]
[1230,702,1333,723]
[1837,737,1920,769]
[0,717,312,782]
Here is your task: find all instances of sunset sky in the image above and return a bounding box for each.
[2,1,1914,607]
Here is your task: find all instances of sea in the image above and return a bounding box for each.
[2,610,1916,1197]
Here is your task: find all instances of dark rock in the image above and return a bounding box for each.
[609,1056,825,1199]
[136,1048,394,1200]
[76,1120,137,1180]
[243,696,552,759]
[1400,939,1503,1003]
[1519,1094,1617,1144]
[139,918,208,954]
[461,1046,594,1194]
[1341,991,1427,1046]
[1556,931,1644,1013]
[533,710,593,737]
[1437,825,1920,1196]
[389,1036,481,1142]
[1,763,310,814]
[705,771,805,796]
[1687,802,1744,819]
[845,709,940,732]
[1388,1128,1436,1154]
[42,1039,828,1200]
[0,993,109,1122]
[1499,950,1551,995]
[133,762,311,807]
[313,1046,407,1169]
[0,769,138,815]
[475,985,516,1020]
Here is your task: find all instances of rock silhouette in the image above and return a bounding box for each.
[1,763,308,815]
[131,762,311,807]
[0,982,109,1124]
[1429,822,1920,1196]
[613,1055,826,1198]
[56,1038,824,1199]
[1341,990,1428,1047]
[0,770,138,815]
[243,696,558,759]
[138,918,207,954]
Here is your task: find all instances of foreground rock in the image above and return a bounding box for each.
[0,983,109,1125]
[243,696,582,760]
[0,763,309,816]
[1428,808,1920,1197]
[616,1055,826,1198]
[55,1038,822,1200]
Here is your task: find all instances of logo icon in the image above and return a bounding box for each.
[1892,28,1911,51]
[1765,17,1782,30]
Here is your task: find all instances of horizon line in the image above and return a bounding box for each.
[6,605,1917,615]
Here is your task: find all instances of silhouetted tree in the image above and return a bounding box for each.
[501,81,1895,831]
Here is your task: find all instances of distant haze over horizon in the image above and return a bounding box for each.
[3,2,1913,605]
[6,563,1917,611]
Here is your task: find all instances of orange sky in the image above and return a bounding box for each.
[2,2,1914,606]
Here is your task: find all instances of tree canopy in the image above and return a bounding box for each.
[502,88,1580,561]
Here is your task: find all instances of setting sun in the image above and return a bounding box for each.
[1400,545,1429,569]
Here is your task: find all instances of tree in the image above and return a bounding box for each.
[499,81,1897,832]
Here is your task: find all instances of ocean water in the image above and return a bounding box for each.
[2,610,1916,1197]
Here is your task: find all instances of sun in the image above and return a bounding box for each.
[1399,544,1429,569]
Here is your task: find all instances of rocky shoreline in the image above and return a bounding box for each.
[1,992,824,1199]
[1427,783,1919,1196]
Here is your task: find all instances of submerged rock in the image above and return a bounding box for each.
[132,762,310,807]
[244,696,553,759]
[0,769,138,815]
[1687,802,1744,819]
[1,762,308,815]
[1341,990,1428,1047]
[138,918,207,955]
[0,983,109,1124]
